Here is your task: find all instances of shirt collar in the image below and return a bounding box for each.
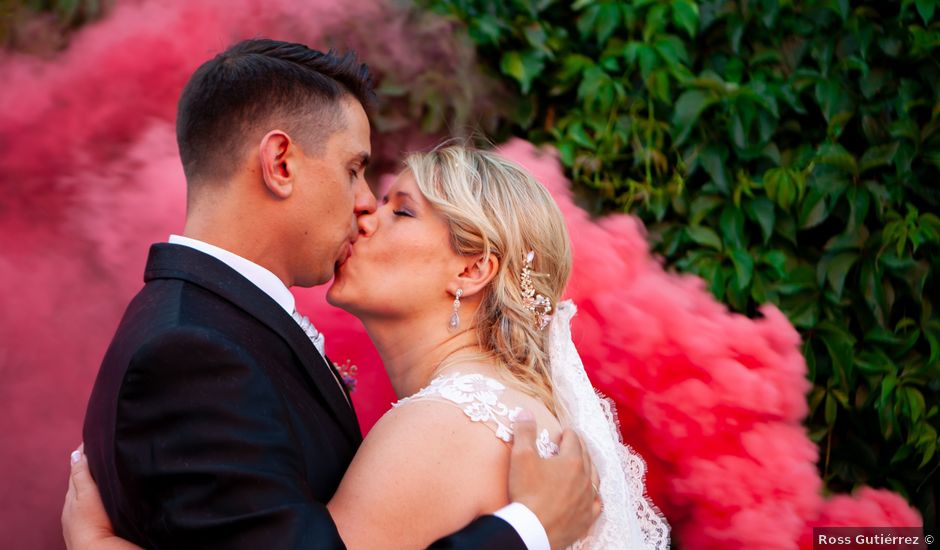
[167,235,296,315]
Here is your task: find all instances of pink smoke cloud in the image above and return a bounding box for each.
[0,1,920,548]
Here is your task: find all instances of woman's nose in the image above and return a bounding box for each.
[357,210,378,238]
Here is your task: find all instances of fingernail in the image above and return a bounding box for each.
[70,449,82,465]
[515,409,534,422]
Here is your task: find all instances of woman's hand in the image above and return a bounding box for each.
[62,444,141,550]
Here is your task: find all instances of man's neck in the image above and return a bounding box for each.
[181,221,294,288]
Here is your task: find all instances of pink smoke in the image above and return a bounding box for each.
[0,0,920,548]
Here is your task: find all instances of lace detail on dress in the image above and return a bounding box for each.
[392,372,559,458]
[536,427,560,457]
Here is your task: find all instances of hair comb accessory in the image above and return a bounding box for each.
[520,250,552,330]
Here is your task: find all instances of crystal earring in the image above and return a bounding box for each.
[449,289,463,331]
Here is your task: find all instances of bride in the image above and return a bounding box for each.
[63,144,670,549]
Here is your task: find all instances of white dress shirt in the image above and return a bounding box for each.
[168,235,297,316]
[167,235,550,550]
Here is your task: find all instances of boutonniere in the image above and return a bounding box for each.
[332,359,359,393]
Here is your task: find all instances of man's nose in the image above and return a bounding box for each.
[354,177,377,216]
[353,178,377,238]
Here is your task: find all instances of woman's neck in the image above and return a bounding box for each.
[362,312,487,399]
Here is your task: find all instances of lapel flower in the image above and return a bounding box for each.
[331,359,359,393]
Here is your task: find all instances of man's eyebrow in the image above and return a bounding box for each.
[352,152,370,167]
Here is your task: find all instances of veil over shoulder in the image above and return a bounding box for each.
[548,300,670,550]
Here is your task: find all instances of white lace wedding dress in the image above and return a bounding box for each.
[392,302,670,550]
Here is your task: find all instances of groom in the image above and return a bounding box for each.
[83,39,596,549]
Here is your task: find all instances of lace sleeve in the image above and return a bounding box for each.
[393,372,559,458]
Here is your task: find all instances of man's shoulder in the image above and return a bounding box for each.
[97,278,283,394]
[121,276,269,339]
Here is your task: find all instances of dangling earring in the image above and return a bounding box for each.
[449,289,463,331]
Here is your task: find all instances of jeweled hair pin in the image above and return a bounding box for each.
[520,250,552,330]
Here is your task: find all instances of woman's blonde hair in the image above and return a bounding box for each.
[404,144,572,412]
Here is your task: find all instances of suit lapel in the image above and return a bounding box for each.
[144,243,362,444]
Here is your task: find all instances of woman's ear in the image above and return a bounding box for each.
[259,130,294,199]
[451,254,500,299]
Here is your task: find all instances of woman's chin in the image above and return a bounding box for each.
[324,283,346,308]
[325,281,358,313]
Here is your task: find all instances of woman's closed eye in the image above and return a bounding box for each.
[393,209,414,218]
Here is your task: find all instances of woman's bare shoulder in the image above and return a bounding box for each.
[327,399,511,549]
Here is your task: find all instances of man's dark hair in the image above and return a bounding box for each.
[176,38,375,182]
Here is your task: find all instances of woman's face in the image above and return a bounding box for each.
[326,169,464,321]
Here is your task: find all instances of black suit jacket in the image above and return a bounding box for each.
[83,243,526,549]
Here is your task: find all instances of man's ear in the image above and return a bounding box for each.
[450,254,500,299]
[259,130,294,199]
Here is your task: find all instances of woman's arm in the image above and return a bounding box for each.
[64,401,511,550]
[327,400,512,550]
[63,405,597,550]
[62,446,141,550]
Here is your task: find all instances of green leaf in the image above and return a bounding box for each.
[567,121,595,149]
[730,248,755,289]
[689,195,723,226]
[637,45,658,81]
[499,50,545,94]
[468,15,503,45]
[699,144,731,195]
[825,251,860,299]
[719,204,745,249]
[814,78,854,123]
[916,0,936,23]
[764,167,799,210]
[523,24,548,52]
[654,35,690,68]
[860,69,888,100]
[805,341,818,381]
[859,142,900,174]
[557,141,575,168]
[686,226,723,250]
[918,441,936,468]
[799,189,828,229]
[891,444,913,465]
[817,321,857,385]
[671,0,699,37]
[744,197,776,244]
[673,90,716,145]
[596,3,622,45]
[816,143,859,175]
[860,260,888,327]
[880,373,898,410]
[855,349,893,375]
[759,250,787,277]
[924,320,940,365]
[825,392,837,425]
[558,54,593,84]
[576,3,600,40]
[904,387,926,422]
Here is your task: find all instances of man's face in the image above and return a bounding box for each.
[290,97,375,287]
